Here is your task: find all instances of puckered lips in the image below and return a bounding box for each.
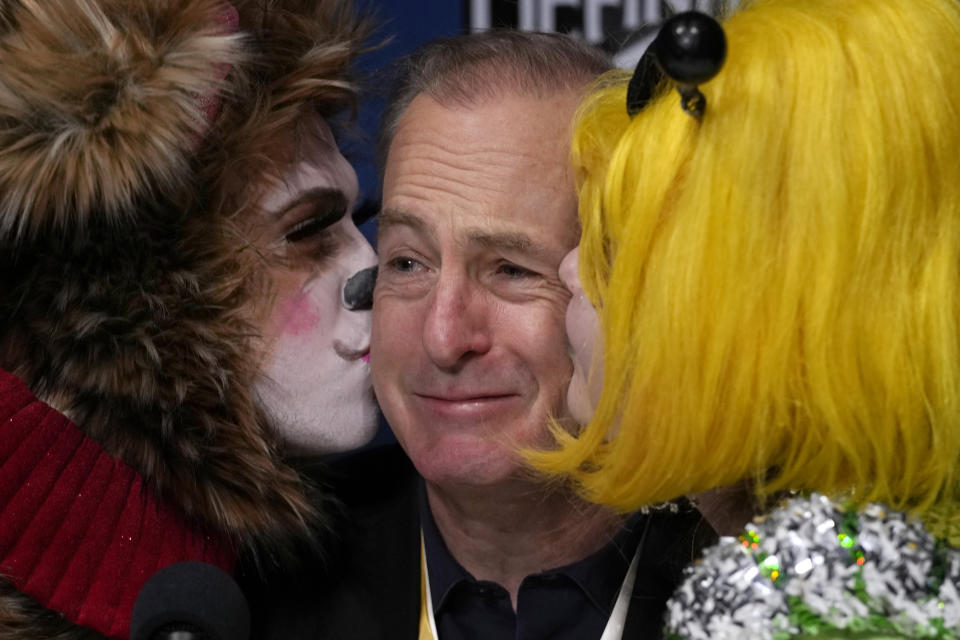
[333,339,369,363]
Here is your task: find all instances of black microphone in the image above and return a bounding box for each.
[130,562,250,640]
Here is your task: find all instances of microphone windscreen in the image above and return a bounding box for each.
[130,561,250,640]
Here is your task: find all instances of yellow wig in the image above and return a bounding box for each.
[535,0,960,519]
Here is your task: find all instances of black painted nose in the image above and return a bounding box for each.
[343,266,377,311]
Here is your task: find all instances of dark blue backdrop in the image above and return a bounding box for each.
[349,1,464,219]
[347,0,734,234]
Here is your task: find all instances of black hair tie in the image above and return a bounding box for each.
[626,11,727,120]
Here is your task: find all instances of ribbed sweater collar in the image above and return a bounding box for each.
[0,367,236,639]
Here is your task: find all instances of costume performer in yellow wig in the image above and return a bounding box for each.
[533,0,960,636]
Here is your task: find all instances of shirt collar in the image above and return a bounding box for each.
[418,481,647,617]
[419,482,473,611]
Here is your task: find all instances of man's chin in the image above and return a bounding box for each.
[404,435,524,488]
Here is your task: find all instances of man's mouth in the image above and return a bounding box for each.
[417,392,514,402]
[411,392,521,421]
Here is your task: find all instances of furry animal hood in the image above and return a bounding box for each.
[0,0,368,636]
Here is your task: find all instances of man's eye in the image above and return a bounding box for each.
[285,213,341,243]
[387,256,423,273]
[497,263,534,279]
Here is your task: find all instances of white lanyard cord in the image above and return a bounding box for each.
[599,542,641,640]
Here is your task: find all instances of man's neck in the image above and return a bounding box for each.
[425,477,623,610]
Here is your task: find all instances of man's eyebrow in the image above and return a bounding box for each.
[379,208,552,260]
[468,229,551,260]
[378,208,425,231]
[274,187,348,219]
[378,209,438,245]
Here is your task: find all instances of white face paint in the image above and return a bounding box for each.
[559,246,604,426]
[251,112,379,455]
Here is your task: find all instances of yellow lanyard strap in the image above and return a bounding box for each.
[419,533,438,640]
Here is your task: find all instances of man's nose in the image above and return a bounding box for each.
[343,266,377,311]
[422,273,492,370]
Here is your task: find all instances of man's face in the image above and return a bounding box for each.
[250,112,379,455]
[372,91,581,487]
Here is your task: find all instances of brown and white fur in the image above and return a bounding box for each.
[0,0,369,637]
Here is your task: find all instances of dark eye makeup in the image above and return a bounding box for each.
[285,213,341,243]
[279,188,349,244]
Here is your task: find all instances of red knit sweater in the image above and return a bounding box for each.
[0,368,236,639]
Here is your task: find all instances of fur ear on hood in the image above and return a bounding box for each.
[0,0,243,240]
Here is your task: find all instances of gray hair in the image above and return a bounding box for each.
[377,30,612,171]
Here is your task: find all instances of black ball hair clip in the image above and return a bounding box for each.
[626,11,727,120]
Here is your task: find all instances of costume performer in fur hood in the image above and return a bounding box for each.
[0,0,378,638]
[532,0,960,636]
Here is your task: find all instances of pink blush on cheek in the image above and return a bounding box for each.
[275,291,325,337]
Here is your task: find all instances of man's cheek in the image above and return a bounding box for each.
[375,275,433,301]
[371,301,412,367]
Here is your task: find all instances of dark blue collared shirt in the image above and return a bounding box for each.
[420,488,647,640]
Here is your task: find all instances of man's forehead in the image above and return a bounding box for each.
[388,94,575,169]
[380,91,581,252]
[379,207,537,239]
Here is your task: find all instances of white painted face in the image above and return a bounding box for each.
[559,246,603,426]
[251,112,379,455]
